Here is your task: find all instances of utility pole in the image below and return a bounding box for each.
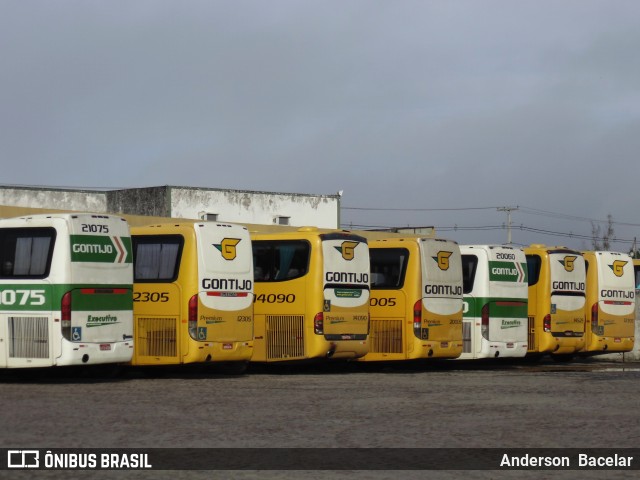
[497,206,519,245]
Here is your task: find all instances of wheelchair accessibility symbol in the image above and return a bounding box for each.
[71,327,82,341]
[197,327,207,340]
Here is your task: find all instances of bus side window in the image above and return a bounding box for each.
[0,228,55,279]
[252,244,274,281]
[133,236,182,282]
[371,272,386,287]
[369,248,408,289]
[526,255,541,287]
[253,241,309,282]
[2,260,12,276]
[461,255,478,294]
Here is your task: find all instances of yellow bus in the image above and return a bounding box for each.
[358,234,463,361]
[524,245,586,358]
[250,227,370,362]
[581,251,635,354]
[130,222,254,368]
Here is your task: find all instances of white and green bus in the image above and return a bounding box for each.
[459,245,528,360]
[0,213,134,368]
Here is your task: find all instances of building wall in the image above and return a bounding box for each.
[107,187,171,217]
[0,186,107,213]
[1,185,340,229]
[170,187,339,228]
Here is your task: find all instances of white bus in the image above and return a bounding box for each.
[0,213,134,368]
[459,245,528,360]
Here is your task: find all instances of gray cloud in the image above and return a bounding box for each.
[1,0,639,249]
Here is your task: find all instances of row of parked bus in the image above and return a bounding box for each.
[0,212,636,370]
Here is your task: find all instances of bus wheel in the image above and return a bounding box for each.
[551,354,574,363]
[520,353,543,363]
[214,362,248,375]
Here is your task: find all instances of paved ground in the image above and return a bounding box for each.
[1,358,639,480]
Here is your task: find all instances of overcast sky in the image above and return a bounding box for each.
[2,1,639,250]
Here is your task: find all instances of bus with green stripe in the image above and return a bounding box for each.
[0,213,134,368]
[459,245,528,360]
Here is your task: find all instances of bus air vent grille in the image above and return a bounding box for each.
[369,319,403,354]
[137,317,178,357]
[8,316,49,359]
[266,315,305,360]
[527,316,536,352]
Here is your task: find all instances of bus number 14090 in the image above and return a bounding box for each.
[254,293,295,304]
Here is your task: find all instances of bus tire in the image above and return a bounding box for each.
[551,354,574,363]
[215,361,248,375]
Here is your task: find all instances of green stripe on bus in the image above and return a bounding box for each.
[0,284,132,311]
[488,261,528,283]
[463,297,528,318]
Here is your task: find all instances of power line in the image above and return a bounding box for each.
[342,222,637,246]
[342,206,500,212]
[343,203,640,227]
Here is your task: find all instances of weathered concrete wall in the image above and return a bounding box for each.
[169,187,339,228]
[1,185,340,229]
[106,187,171,217]
[0,186,106,213]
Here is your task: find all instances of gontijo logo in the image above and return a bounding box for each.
[609,260,627,277]
[334,241,359,261]
[433,251,453,271]
[214,238,241,261]
[559,255,577,272]
[70,236,131,263]
[489,261,526,282]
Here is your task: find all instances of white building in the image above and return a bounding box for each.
[0,185,341,228]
